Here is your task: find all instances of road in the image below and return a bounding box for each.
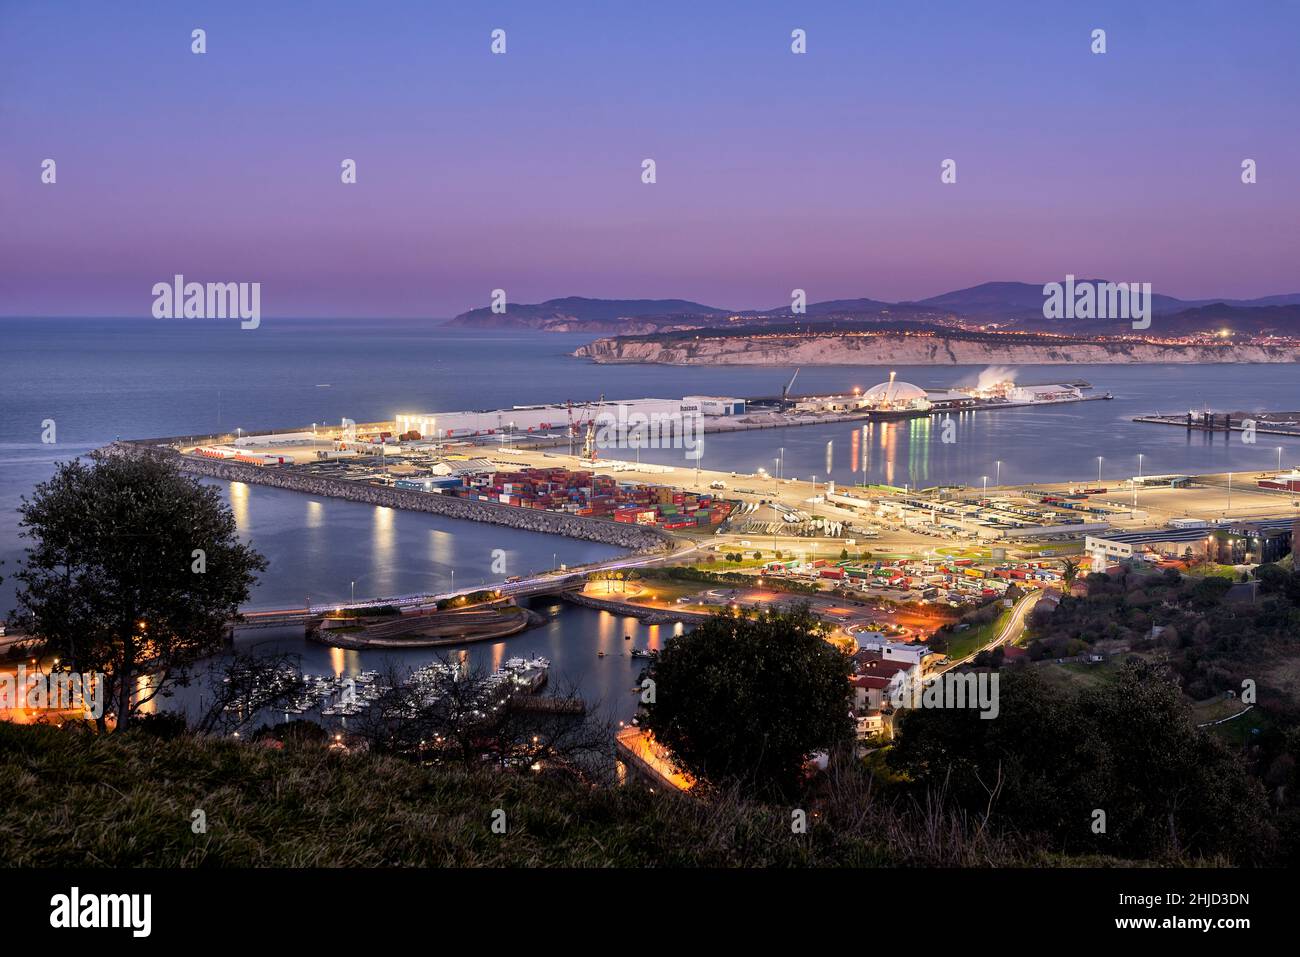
[937,590,1038,674]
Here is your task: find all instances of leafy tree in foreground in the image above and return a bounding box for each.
[887,661,1275,862]
[642,606,852,796]
[15,450,266,731]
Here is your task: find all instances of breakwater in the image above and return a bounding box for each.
[104,442,674,553]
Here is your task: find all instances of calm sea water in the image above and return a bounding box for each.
[3,317,1298,719]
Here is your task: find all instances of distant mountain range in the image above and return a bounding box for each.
[446,283,1300,335]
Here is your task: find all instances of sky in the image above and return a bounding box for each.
[2,0,1298,318]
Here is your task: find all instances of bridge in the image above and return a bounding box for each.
[233,537,702,632]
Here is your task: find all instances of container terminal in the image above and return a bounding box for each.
[111,369,1294,622]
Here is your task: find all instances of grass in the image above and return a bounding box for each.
[1186,563,1240,580]
[943,607,1013,662]
[1034,657,1130,692]
[693,558,768,571]
[0,721,1111,868]
[1206,707,1270,747]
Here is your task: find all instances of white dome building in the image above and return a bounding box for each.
[861,373,931,411]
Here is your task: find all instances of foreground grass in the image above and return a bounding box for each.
[0,722,1114,867]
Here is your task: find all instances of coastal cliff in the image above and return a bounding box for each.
[573,334,1300,365]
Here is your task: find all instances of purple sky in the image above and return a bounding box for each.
[2,0,1298,318]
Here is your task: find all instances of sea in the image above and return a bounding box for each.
[3,317,1299,722]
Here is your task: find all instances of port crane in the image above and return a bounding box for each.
[580,393,604,462]
[781,368,801,404]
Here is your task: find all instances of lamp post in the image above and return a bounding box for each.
[995,460,1001,489]
[350,580,355,604]
[1133,453,1144,517]
[1278,447,1284,471]
[1096,456,1103,485]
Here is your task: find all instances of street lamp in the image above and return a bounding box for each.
[1133,453,1144,517]
[1096,456,1104,485]
[350,580,355,604]
[995,460,1001,488]
[1278,447,1284,471]
[981,475,988,500]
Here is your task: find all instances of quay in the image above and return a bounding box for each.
[1134,410,1300,437]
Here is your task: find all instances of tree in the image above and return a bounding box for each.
[641,607,852,796]
[14,450,266,731]
[887,662,1275,862]
[349,657,614,780]
[193,651,306,736]
[1061,558,1081,592]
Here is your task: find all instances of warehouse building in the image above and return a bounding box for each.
[395,398,702,441]
[683,395,746,416]
[1086,517,1296,569]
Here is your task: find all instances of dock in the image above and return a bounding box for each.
[1134,411,1300,437]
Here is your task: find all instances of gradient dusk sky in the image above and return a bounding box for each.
[2,0,1297,318]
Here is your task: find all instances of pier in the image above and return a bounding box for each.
[1134,411,1300,437]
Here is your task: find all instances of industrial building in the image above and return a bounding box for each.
[394,396,744,442]
[925,390,978,411]
[1007,384,1083,403]
[792,372,937,414]
[1086,517,1297,569]
[1209,519,1298,565]
[860,377,931,411]
[1259,470,1300,493]
[683,395,747,416]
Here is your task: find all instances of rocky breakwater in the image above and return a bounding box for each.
[574,333,1300,365]
[103,442,674,554]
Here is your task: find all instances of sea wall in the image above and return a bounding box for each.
[574,334,1300,365]
[104,442,674,553]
